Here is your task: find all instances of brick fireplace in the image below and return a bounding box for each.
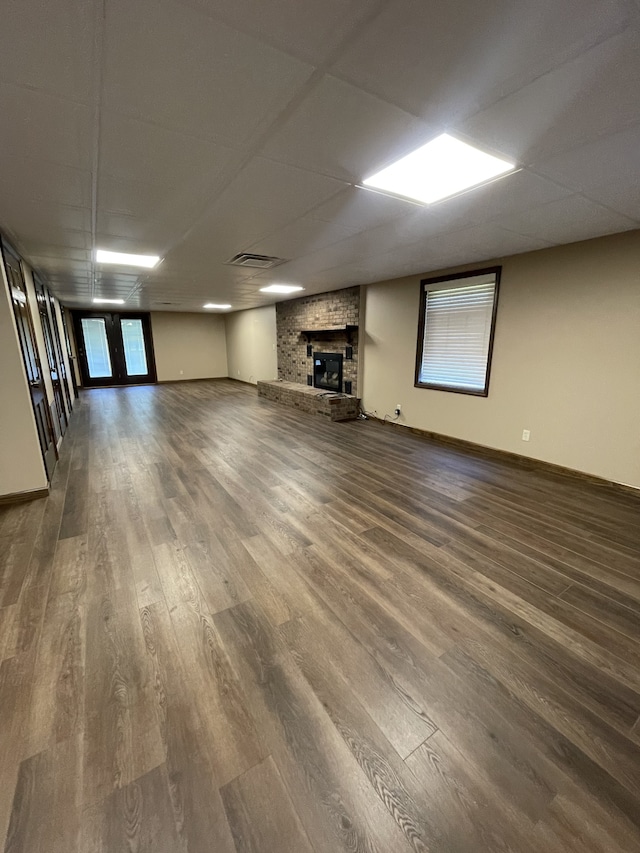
[276,286,360,396]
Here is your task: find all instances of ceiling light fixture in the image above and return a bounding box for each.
[259,284,304,294]
[203,303,232,309]
[362,133,516,204]
[93,297,125,304]
[96,249,160,268]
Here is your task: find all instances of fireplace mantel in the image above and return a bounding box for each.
[301,324,358,344]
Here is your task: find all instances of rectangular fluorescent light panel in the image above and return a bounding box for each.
[363,134,516,204]
[93,298,124,304]
[96,249,160,268]
[259,284,304,294]
[204,303,232,309]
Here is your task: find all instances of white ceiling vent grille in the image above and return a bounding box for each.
[225,252,287,269]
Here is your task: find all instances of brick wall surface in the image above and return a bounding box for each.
[276,286,359,395]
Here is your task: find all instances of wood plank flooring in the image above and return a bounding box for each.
[1,378,639,852]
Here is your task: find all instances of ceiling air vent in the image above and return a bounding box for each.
[225,252,287,269]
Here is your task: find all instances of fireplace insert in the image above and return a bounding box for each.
[314,352,343,392]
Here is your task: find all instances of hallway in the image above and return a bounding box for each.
[0,380,639,851]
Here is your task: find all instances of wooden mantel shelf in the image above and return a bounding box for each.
[301,324,358,343]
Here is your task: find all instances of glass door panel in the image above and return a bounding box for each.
[81,318,113,378]
[120,318,148,376]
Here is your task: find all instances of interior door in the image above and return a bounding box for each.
[2,243,58,479]
[61,306,79,396]
[42,280,73,417]
[73,311,157,388]
[34,276,67,437]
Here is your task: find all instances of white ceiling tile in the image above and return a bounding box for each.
[95,270,144,285]
[163,199,299,269]
[22,256,92,277]
[332,0,632,122]
[0,159,92,207]
[4,200,91,235]
[261,75,434,182]
[97,212,158,243]
[0,83,93,169]
[96,209,206,254]
[98,174,189,219]
[401,224,554,267]
[0,0,96,102]
[97,174,219,254]
[218,158,348,217]
[326,225,554,285]
[459,24,640,164]
[246,217,356,259]
[19,228,91,252]
[248,238,365,281]
[175,0,380,65]
[306,170,567,259]
[310,185,417,232]
[103,0,313,144]
[533,123,640,219]
[95,231,162,257]
[29,248,91,265]
[500,195,638,244]
[382,170,574,241]
[99,111,236,188]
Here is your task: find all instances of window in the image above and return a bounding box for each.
[415,266,500,396]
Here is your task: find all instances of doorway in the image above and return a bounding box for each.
[2,241,58,479]
[72,311,157,387]
[34,275,69,438]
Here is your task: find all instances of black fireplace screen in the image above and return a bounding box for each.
[314,352,343,392]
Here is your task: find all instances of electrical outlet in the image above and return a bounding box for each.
[395,404,402,417]
[522,429,530,441]
[179,369,184,375]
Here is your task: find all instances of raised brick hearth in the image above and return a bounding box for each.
[257,380,360,421]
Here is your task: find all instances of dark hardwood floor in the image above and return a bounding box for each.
[1,378,639,852]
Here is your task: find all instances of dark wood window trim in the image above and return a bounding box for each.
[414,265,501,397]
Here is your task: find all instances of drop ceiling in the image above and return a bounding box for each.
[0,0,639,312]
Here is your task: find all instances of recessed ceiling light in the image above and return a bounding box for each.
[96,249,160,268]
[362,133,516,204]
[93,297,125,304]
[259,284,304,294]
[203,303,232,309]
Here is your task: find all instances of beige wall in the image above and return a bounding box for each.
[225,305,277,384]
[362,230,640,489]
[151,311,228,381]
[0,257,48,496]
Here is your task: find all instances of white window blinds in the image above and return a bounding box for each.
[418,272,498,393]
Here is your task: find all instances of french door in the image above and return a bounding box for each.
[72,311,157,387]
